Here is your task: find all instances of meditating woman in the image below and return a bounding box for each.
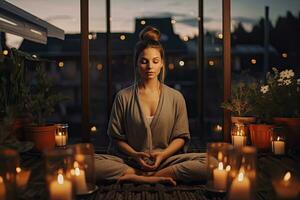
[95,26,207,185]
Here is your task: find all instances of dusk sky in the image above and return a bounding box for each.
[5,0,300,47]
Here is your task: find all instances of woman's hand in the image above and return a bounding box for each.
[132,151,154,171]
[149,151,166,170]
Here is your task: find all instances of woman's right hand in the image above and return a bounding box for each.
[132,152,154,171]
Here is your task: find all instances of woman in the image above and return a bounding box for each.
[95,26,207,185]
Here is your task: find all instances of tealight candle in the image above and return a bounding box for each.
[16,167,31,189]
[273,171,300,199]
[272,137,285,155]
[49,173,72,200]
[213,162,229,191]
[229,172,251,200]
[0,176,6,200]
[70,161,88,194]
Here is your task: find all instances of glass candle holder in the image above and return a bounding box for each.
[270,127,286,155]
[206,142,237,193]
[55,124,68,147]
[71,143,97,195]
[228,146,257,200]
[0,149,18,200]
[45,148,74,200]
[231,123,247,148]
[272,171,300,199]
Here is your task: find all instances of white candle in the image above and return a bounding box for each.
[213,162,228,191]
[16,167,31,189]
[55,132,67,147]
[71,162,88,194]
[49,174,72,200]
[0,176,6,200]
[229,172,251,200]
[272,137,285,155]
[273,171,300,199]
[232,135,246,148]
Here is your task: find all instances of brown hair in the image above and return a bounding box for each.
[133,26,165,83]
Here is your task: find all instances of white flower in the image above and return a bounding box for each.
[287,69,295,78]
[280,70,288,79]
[272,67,278,72]
[260,85,269,94]
[283,79,292,86]
[297,79,300,85]
[277,78,283,82]
[280,69,294,79]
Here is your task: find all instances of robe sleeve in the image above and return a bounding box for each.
[107,92,127,141]
[170,92,191,152]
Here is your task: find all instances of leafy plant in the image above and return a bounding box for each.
[27,65,68,125]
[221,82,257,117]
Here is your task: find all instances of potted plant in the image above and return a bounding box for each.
[261,68,300,151]
[24,65,68,152]
[221,82,256,124]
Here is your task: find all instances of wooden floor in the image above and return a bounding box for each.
[18,150,300,200]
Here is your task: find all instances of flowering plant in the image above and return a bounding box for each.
[256,68,300,119]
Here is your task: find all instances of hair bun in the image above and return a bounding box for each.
[139,26,161,42]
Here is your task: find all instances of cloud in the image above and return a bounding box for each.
[141,11,188,18]
[176,17,217,27]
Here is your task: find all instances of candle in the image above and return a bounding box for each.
[71,162,88,194]
[16,167,31,189]
[273,171,300,199]
[229,172,251,200]
[55,132,67,147]
[49,173,72,200]
[272,137,285,155]
[0,176,6,200]
[90,126,97,134]
[232,135,246,148]
[213,162,228,191]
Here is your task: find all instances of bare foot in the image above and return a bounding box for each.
[118,174,176,186]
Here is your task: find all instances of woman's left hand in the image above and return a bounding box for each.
[150,151,166,170]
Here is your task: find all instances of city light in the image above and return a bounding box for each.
[90,126,97,134]
[182,36,189,42]
[208,60,215,66]
[179,61,185,66]
[120,35,126,40]
[141,20,146,25]
[171,19,176,24]
[282,53,288,58]
[217,33,223,39]
[32,54,37,58]
[96,63,103,70]
[3,50,8,56]
[251,58,257,64]
[88,34,93,40]
[58,61,64,68]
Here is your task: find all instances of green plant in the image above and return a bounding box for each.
[221,82,257,116]
[27,65,68,125]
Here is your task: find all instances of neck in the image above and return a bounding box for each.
[139,79,160,91]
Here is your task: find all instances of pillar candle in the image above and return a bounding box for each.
[55,132,67,147]
[232,135,246,148]
[272,137,285,155]
[0,176,6,200]
[71,162,88,194]
[273,171,300,199]
[49,174,72,200]
[229,172,251,200]
[16,167,31,189]
[213,162,228,191]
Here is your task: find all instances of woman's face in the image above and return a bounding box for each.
[137,47,163,81]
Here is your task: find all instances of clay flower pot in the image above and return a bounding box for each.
[249,124,274,150]
[231,116,256,124]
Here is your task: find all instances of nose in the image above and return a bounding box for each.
[147,62,153,69]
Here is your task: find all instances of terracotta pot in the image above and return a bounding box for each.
[273,118,300,150]
[24,124,56,152]
[231,116,256,124]
[249,124,274,150]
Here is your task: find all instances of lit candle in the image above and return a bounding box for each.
[213,162,228,191]
[16,167,31,189]
[49,173,72,200]
[229,172,251,200]
[0,176,6,200]
[273,171,300,199]
[90,126,97,134]
[55,132,67,147]
[272,137,285,155]
[232,127,246,148]
[71,161,88,194]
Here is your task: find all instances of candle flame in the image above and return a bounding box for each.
[225,165,231,171]
[16,167,21,173]
[57,174,64,184]
[283,171,291,182]
[237,172,245,182]
[91,126,97,132]
[277,136,280,141]
[218,162,224,170]
[58,132,62,136]
[75,167,81,176]
[0,176,3,183]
